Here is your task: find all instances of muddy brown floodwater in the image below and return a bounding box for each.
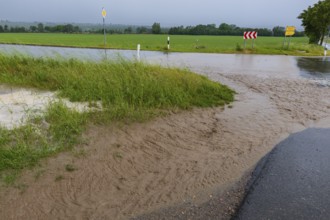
[0,46,330,219]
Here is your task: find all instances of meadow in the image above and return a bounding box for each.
[0,54,234,183]
[0,33,325,56]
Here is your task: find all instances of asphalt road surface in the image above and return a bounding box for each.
[235,128,330,220]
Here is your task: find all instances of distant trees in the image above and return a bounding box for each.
[0,23,81,33]
[10,26,26,33]
[152,22,161,34]
[124,26,132,34]
[169,23,304,37]
[298,0,330,44]
[169,23,243,35]
[136,26,148,34]
[169,23,263,36]
[41,24,80,33]
[37,23,44,32]
[0,21,306,37]
[272,26,285,36]
[29,25,37,32]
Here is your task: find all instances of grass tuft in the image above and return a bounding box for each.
[0,54,235,183]
[0,55,234,122]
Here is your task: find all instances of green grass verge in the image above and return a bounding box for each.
[0,54,235,183]
[0,33,325,56]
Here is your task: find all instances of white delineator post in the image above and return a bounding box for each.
[137,44,141,61]
[324,44,328,56]
[167,36,170,50]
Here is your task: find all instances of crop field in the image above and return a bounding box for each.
[0,33,325,56]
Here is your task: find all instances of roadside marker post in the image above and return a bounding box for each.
[102,7,107,48]
[167,36,170,50]
[137,44,141,61]
[243,31,257,49]
[324,44,328,56]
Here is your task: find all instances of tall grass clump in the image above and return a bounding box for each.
[0,54,234,122]
[0,54,234,181]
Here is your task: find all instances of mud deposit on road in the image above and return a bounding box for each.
[1,69,330,219]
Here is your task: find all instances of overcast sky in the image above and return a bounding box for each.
[0,0,320,29]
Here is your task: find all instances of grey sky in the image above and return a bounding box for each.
[0,0,319,29]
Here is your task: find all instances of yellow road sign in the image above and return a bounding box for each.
[285,26,295,36]
[102,8,107,18]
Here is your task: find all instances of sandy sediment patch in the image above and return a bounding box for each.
[0,87,55,129]
[1,72,330,219]
[0,85,101,129]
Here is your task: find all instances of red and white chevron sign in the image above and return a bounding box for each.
[243,31,258,39]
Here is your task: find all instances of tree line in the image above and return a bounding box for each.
[168,23,304,37]
[0,22,305,37]
[0,23,81,33]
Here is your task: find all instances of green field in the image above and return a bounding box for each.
[0,33,325,56]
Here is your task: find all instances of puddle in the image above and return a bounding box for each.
[0,86,53,129]
[0,44,328,81]
[0,85,100,129]
[296,57,330,86]
[297,57,330,78]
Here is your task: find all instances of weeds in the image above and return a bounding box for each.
[113,152,123,160]
[0,55,234,122]
[0,54,235,183]
[236,43,243,51]
[0,101,87,183]
[65,164,76,172]
[55,175,64,181]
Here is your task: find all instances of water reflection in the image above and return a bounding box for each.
[296,57,330,79]
[0,44,329,81]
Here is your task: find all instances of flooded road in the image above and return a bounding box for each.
[1,44,330,219]
[1,44,328,128]
[0,44,329,80]
[297,57,330,79]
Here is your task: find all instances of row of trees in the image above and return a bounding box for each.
[298,0,330,44]
[1,22,306,38]
[168,23,304,37]
[0,23,81,33]
[0,23,151,34]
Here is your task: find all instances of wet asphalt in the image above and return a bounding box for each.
[234,128,330,220]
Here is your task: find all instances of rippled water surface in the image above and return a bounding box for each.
[0,44,329,80]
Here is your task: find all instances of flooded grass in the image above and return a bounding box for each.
[0,101,87,184]
[0,54,234,122]
[0,54,234,183]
